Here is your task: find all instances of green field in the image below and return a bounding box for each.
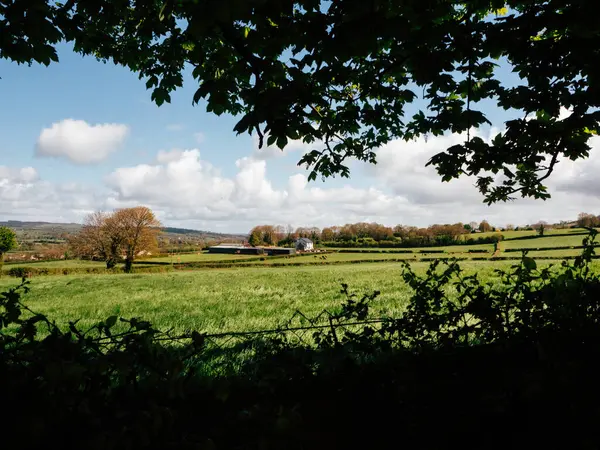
[1,259,589,335]
[2,259,105,270]
[144,252,264,263]
[1,230,598,336]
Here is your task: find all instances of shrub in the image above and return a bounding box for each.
[2,231,600,448]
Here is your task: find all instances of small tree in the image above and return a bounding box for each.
[248,229,262,247]
[478,220,492,233]
[0,227,17,274]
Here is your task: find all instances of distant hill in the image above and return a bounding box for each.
[1,221,247,244]
[161,226,246,240]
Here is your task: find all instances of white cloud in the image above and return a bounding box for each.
[35,119,128,164]
[5,130,600,232]
[251,134,315,160]
[368,132,482,205]
[166,124,184,132]
[106,149,235,215]
[0,165,101,222]
[0,166,39,184]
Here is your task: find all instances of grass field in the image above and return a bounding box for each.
[500,234,592,249]
[1,230,597,336]
[143,253,264,263]
[2,259,105,270]
[1,259,587,335]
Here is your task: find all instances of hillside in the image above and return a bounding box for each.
[0,220,247,245]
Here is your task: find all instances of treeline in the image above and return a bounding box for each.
[248,225,321,247]
[577,212,600,228]
[249,222,504,248]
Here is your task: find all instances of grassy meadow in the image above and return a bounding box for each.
[1,228,598,336]
[0,259,590,335]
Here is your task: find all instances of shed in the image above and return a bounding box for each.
[295,238,314,251]
[264,247,296,256]
[208,244,264,255]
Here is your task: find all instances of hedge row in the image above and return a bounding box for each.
[337,249,416,254]
[5,265,174,278]
[9,254,599,277]
[505,244,600,253]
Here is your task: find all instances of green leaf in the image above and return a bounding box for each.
[523,257,537,271]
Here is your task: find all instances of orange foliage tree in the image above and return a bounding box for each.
[70,207,161,271]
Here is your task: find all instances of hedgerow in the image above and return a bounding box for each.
[2,232,600,448]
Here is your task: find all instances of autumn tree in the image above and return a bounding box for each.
[321,227,336,242]
[577,213,599,228]
[478,221,493,233]
[70,208,160,271]
[70,212,123,269]
[111,207,161,273]
[0,226,17,274]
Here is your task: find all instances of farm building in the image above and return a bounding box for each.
[208,244,264,255]
[295,238,314,251]
[264,247,296,256]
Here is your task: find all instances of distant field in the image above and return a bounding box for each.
[0,260,574,335]
[2,228,598,336]
[2,259,105,271]
[3,228,597,274]
[501,234,592,249]
[142,253,263,263]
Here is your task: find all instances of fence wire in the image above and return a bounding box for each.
[162,307,390,351]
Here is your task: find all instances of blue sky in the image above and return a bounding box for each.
[1,43,599,233]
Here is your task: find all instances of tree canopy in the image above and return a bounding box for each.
[0,226,17,255]
[2,0,599,203]
[70,207,161,271]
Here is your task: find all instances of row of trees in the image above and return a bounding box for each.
[248,221,504,248]
[248,225,321,247]
[69,207,161,272]
[577,213,600,228]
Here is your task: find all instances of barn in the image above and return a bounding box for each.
[264,247,296,256]
[208,244,264,255]
[295,238,314,251]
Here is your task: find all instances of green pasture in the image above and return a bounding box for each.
[2,259,105,270]
[1,259,590,336]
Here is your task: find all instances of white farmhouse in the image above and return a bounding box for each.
[295,237,314,252]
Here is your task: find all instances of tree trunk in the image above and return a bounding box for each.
[106,258,117,270]
[124,257,133,273]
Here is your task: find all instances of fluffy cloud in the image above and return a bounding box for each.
[0,166,39,184]
[551,136,600,197]
[368,132,483,205]
[0,165,101,222]
[35,119,128,164]
[5,131,600,232]
[251,134,315,160]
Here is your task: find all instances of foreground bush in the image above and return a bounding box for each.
[2,232,600,449]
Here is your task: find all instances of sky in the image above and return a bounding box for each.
[1,43,599,234]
